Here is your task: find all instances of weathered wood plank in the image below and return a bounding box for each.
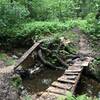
[14,40,43,70]
[52,81,72,90]
[42,92,63,97]
[71,72,82,93]
[37,92,61,100]
[47,86,67,95]
[65,69,82,73]
[65,75,76,80]
[58,76,76,84]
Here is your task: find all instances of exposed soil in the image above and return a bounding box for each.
[0,62,19,100]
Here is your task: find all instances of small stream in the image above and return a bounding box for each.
[22,68,64,95]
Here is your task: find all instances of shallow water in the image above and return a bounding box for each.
[22,68,64,95]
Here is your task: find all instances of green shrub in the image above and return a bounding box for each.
[0,21,68,47]
[11,75,22,89]
[0,1,29,29]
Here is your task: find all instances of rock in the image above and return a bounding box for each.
[12,55,19,59]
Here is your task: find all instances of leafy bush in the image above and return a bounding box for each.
[11,75,22,89]
[0,1,29,29]
[65,17,95,33]
[0,21,68,47]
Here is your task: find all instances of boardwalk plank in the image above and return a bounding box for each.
[58,77,76,84]
[52,81,72,90]
[47,86,67,95]
[65,69,82,73]
[37,92,63,100]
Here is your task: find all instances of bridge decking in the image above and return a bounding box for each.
[37,57,93,100]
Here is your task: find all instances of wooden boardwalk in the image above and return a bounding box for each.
[36,57,93,100]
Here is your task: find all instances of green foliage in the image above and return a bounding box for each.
[18,21,67,37]
[21,0,77,21]
[0,21,68,47]
[0,1,29,29]
[58,91,98,100]
[11,75,22,89]
[0,0,99,49]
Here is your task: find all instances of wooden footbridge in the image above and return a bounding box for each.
[13,38,93,100]
[36,56,92,100]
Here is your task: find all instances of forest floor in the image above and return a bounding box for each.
[0,29,96,100]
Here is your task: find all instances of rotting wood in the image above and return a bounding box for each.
[14,40,43,70]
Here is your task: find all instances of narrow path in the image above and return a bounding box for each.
[36,32,94,100]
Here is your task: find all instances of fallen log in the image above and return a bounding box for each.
[38,49,65,70]
[40,46,68,68]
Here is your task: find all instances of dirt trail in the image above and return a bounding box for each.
[79,35,93,56]
[72,28,93,56]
